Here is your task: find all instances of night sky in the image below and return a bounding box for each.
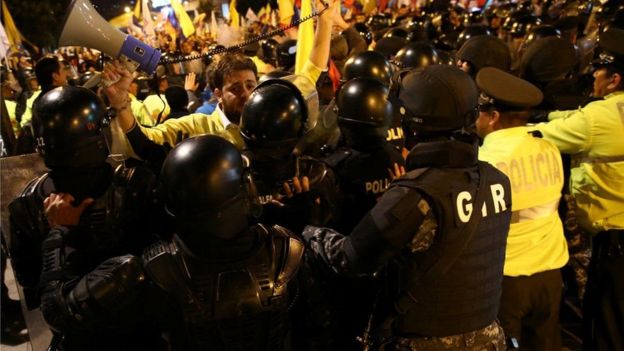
[90,0,137,20]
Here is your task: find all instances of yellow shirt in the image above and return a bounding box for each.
[535,91,624,233]
[480,126,569,276]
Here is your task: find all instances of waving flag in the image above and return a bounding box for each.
[170,0,195,38]
[294,0,313,74]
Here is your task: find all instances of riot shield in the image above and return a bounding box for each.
[1,153,52,351]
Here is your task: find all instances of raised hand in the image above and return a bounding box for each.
[101,60,133,109]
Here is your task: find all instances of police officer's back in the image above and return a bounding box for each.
[476,67,569,350]
[304,65,512,350]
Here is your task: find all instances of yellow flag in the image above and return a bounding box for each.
[278,0,294,26]
[108,12,133,28]
[295,0,313,74]
[362,0,377,14]
[170,0,195,37]
[230,0,240,28]
[133,0,141,20]
[2,2,23,48]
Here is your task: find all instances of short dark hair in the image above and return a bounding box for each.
[605,64,624,91]
[35,55,61,87]
[207,53,257,91]
[165,85,189,111]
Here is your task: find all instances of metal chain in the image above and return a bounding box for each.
[160,2,330,65]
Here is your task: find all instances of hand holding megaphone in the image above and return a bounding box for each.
[101,60,133,110]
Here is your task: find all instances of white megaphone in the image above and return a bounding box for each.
[58,0,161,74]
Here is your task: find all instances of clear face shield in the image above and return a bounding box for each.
[280,74,320,132]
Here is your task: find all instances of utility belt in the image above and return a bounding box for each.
[510,199,559,224]
[593,229,624,260]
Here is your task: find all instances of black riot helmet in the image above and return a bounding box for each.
[354,22,373,46]
[258,70,290,84]
[32,85,108,169]
[383,27,409,40]
[394,42,439,70]
[277,40,297,69]
[456,24,491,50]
[367,14,391,32]
[259,38,279,66]
[462,8,484,27]
[240,79,307,158]
[336,77,393,150]
[343,51,394,86]
[390,65,478,147]
[162,135,256,244]
[509,14,542,38]
[523,25,561,49]
[457,35,512,75]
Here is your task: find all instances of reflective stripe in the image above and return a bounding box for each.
[510,199,560,224]
[579,155,624,164]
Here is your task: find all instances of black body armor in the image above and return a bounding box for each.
[378,144,512,337]
[252,156,339,231]
[324,143,404,233]
[8,163,166,310]
[142,224,304,351]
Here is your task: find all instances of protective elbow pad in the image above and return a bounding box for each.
[68,255,145,320]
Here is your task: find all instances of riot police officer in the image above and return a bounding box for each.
[298,50,397,157]
[239,78,339,232]
[321,77,404,350]
[142,135,305,350]
[326,77,404,233]
[303,65,512,350]
[9,85,166,350]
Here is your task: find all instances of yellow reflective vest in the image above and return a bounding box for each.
[20,90,40,128]
[480,126,569,276]
[535,91,624,233]
[4,99,20,135]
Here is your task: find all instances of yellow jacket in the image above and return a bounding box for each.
[535,91,624,233]
[129,94,153,127]
[480,126,569,276]
[143,94,170,122]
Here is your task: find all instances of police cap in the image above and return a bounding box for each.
[476,67,543,111]
[457,35,511,74]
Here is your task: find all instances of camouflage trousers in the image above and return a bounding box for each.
[379,321,506,351]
